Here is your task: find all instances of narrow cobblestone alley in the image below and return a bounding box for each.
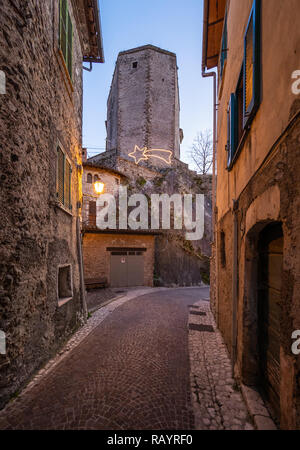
[0,288,253,430]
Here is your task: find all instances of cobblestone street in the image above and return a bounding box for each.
[0,288,253,430]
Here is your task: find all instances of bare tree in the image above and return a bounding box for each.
[190,130,213,174]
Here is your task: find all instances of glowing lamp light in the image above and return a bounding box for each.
[94,181,105,194]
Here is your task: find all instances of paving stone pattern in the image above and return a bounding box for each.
[0,288,253,430]
[189,301,254,430]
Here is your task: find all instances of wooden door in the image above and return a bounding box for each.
[258,224,283,422]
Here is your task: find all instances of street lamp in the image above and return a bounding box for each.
[94,180,105,194]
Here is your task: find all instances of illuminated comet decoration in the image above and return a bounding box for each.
[128,145,173,165]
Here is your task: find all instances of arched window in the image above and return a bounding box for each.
[87,173,92,183]
[94,174,99,182]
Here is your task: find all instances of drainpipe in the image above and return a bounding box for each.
[232,199,239,376]
[202,0,218,323]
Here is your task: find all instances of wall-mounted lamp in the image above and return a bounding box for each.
[94,181,105,194]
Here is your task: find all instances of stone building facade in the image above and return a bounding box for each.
[81,160,157,288]
[203,0,300,429]
[106,45,182,167]
[85,45,212,287]
[83,231,156,288]
[82,161,126,228]
[0,0,104,408]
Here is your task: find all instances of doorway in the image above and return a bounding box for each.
[258,223,283,422]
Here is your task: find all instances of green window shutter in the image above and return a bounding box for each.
[243,0,261,128]
[64,159,72,210]
[227,93,238,168]
[57,146,65,204]
[220,14,227,79]
[59,0,73,80]
[67,10,73,79]
[59,0,67,62]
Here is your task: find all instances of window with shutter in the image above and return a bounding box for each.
[57,146,64,204]
[227,93,238,168]
[220,14,228,79]
[64,160,71,210]
[57,145,72,211]
[236,67,244,143]
[59,0,73,80]
[67,12,73,79]
[243,0,261,128]
[89,201,97,227]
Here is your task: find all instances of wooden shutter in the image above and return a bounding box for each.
[59,0,67,62]
[64,159,72,210]
[236,67,244,142]
[67,10,73,79]
[227,93,237,167]
[59,0,73,80]
[243,0,261,128]
[220,14,227,79]
[245,15,254,113]
[57,146,65,204]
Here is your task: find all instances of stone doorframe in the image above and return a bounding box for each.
[239,185,281,385]
[239,185,297,429]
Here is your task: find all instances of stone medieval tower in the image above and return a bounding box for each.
[86,44,212,288]
[105,45,182,168]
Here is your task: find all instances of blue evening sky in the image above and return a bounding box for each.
[83,0,214,166]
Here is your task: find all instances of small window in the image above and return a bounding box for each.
[58,265,73,305]
[87,173,93,183]
[115,177,120,185]
[59,0,73,80]
[57,145,72,210]
[94,174,99,182]
[132,62,138,69]
[89,200,96,227]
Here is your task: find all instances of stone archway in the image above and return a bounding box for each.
[242,220,283,425]
[241,185,281,386]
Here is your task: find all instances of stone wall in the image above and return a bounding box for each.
[106,45,181,166]
[0,0,85,408]
[82,165,126,227]
[215,115,300,429]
